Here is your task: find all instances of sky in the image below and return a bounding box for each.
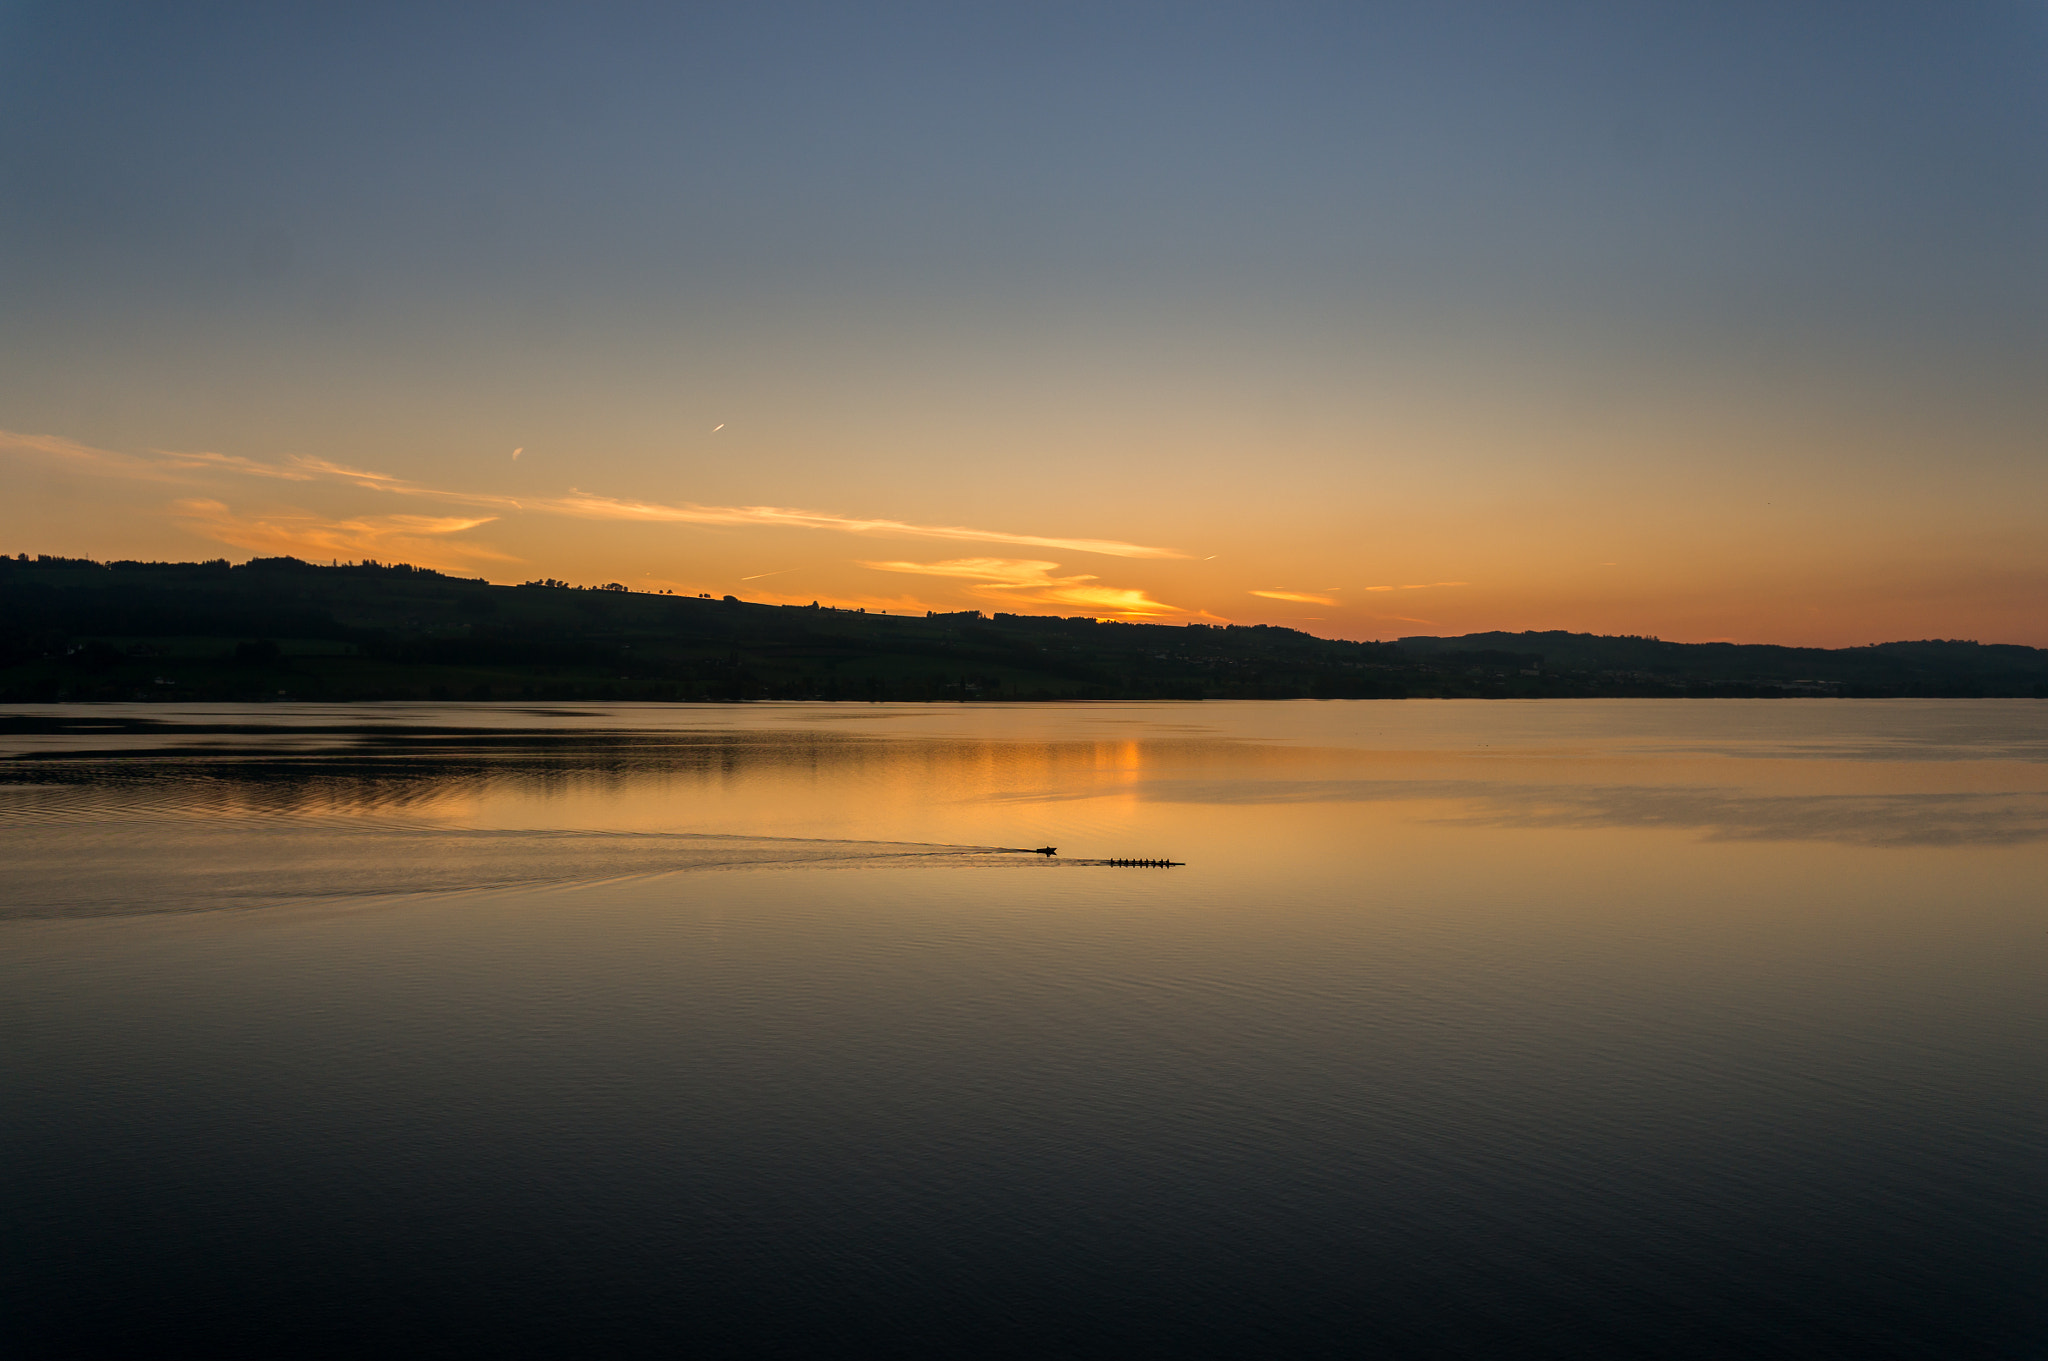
[3,1,2045,645]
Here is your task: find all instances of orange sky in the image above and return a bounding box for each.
[3,6,2045,646]
[6,401,2042,647]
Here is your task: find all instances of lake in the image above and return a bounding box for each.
[3,700,2044,1357]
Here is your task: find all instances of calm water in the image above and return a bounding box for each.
[4,700,2045,1357]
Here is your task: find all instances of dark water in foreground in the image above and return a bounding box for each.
[3,700,2045,1358]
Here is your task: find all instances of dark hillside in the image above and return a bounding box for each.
[3,555,2043,701]
[1398,630,2048,698]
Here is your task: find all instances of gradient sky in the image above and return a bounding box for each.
[4,2,2045,644]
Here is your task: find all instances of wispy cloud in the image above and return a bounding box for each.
[860,557,1203,619]
[171,499,515,568]
[1254,583,1466,605]
[2,428,1184,562]
[864,558,1068,586]
[178,452,1184,559]
[285,457,526,508]
[156,449,318,481]
[542,492,1184,559]
[1,431,321,485]
[0,429,192,483]
[1250,589,1337,605]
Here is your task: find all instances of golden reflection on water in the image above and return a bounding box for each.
[4,703,2046,1355]
[3,699,2047,917]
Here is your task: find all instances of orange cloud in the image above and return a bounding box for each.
[859,557,1203,620]
[1250,589,1337,605]
[263,459,1185,560]
[171,498,515,569]
[542,492,1185,559]
[3,429,1183,562]
[862,557,1068,586]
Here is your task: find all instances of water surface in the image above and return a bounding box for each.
[4,701,2044,1356]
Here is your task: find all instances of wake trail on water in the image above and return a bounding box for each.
[0,819,1055,921]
